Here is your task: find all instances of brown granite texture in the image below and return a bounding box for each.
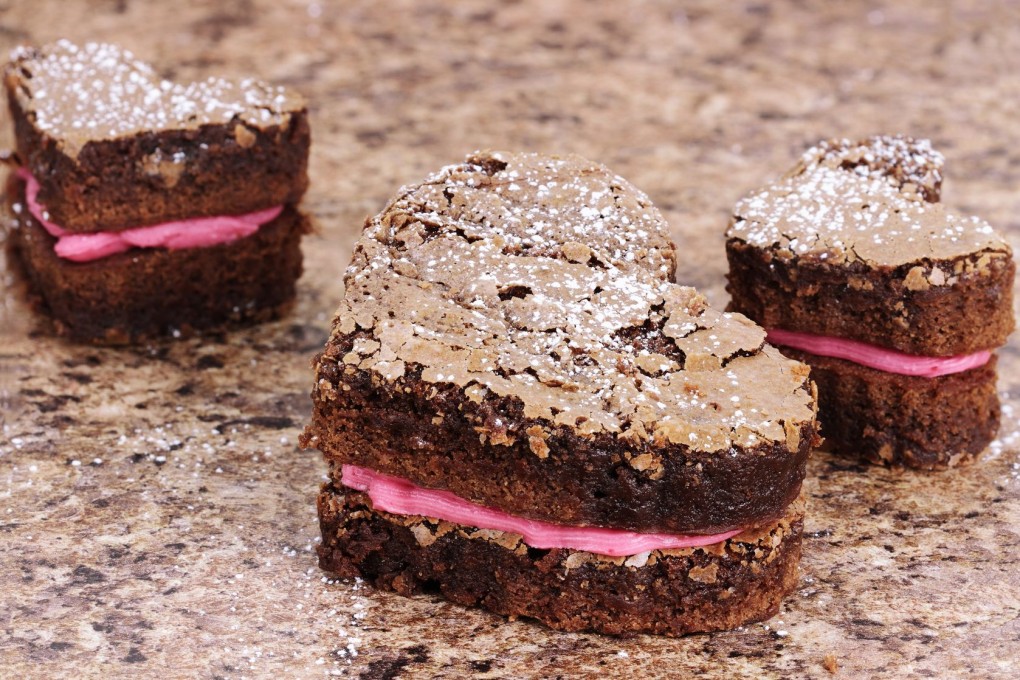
[1,1,1019,678]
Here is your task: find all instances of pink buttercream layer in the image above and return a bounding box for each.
[341,464,741,557]
[766,328,991,378]
[17,168,282,262]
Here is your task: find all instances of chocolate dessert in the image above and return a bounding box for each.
[304,151,819,635]
[3,40,310,343]
[726,135,1015,468]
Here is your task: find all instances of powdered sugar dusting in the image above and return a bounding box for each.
[8,40,302,155]
[794,135,945,202]
[728,136,1010,269]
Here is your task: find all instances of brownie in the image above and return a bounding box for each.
[303,150,820,535]
[7,178,308,344]
[318,485,805,637]
[3,40,311,343]
[725,135,1015,467]
[4,40,309,231]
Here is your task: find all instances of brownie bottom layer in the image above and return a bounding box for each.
[781,348,1000,469]
[318,485,803,636]
[7,196,307,344]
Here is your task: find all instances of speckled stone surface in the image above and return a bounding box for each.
[1,1,1019,678]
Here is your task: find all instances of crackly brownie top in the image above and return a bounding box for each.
[329,151,815,452]
[5,40,304,157]
[728,135,1012,274]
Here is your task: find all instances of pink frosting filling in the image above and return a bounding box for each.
[17,168,282,262]
[341,464,741,557]
[766,328,991,378]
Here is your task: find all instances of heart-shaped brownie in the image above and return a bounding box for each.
[306,150,818,534]
[4,40,310,343]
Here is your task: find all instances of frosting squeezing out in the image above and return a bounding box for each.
[766,328,991,378]
[342,464,741,557]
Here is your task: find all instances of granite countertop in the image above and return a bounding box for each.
[1,1,1019,678]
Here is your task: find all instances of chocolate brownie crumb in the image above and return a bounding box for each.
[823,653,839,674]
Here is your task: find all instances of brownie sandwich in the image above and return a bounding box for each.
[726,136,1015,469]
[3,40,310,343]
[304,151,820,635]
